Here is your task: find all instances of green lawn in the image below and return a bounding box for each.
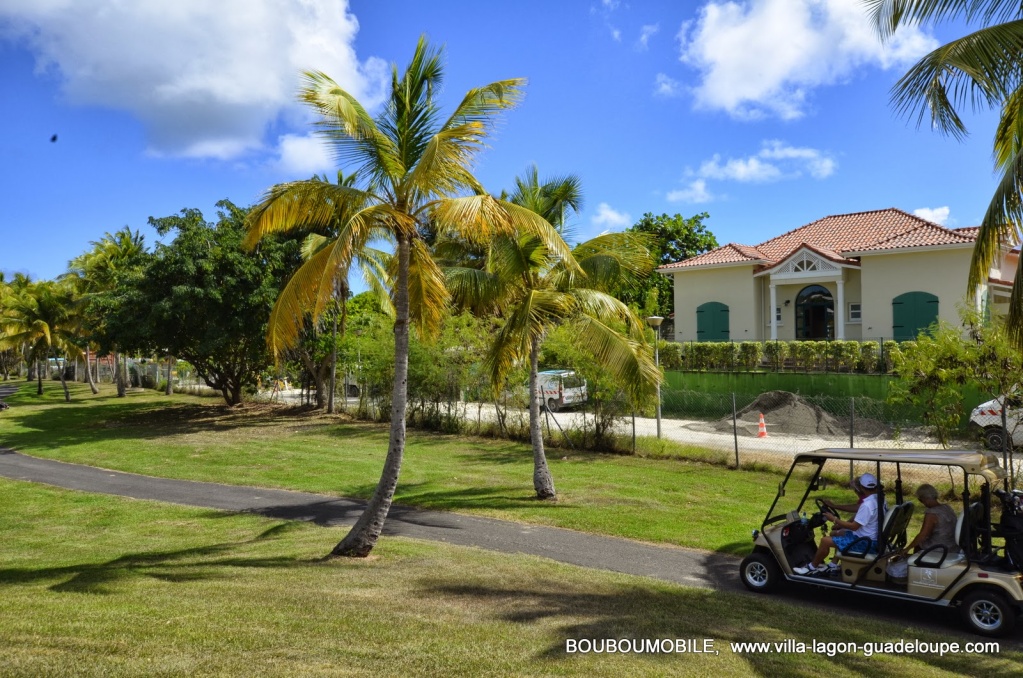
[2,478,1020,677]
[0,382,777,554]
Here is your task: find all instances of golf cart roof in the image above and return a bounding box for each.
[538,370,574,376]
[794,448,1007,478]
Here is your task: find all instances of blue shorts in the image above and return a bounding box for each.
[833,532,878,556]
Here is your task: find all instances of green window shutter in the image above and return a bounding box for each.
[697,302,729,342]
[892,292,938,341]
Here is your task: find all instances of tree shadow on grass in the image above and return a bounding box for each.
[0,522,313,594]
[0,398,360,452]
[422,581,1023,675]
[394,482,561,512]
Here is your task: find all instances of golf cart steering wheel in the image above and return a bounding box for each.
[815,498,838,519]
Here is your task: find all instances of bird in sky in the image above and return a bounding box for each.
[50,134,57,142]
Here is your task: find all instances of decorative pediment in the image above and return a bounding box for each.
[776,249,839,275]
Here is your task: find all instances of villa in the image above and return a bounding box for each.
[657,208,1017,343]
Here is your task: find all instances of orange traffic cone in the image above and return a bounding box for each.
[757,412,768,438]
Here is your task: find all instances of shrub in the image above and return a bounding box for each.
[763,341,787,370]
[737,341,763,370]
[658,341,683,370]
[858,341,880,373]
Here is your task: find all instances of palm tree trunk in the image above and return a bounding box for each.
[114,350,126,397]
[528,336,556,500]
[165,357,174,395]
[36,358,44,395]
[327,300,338,414]
[57,352,70,403]
[84,346,99,394]
[331,235,411,557]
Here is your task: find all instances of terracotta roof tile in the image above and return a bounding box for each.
[658,242,767,270]
[661,208,976,272]
[852,223,975,252]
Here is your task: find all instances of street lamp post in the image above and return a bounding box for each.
[646,316,663,439]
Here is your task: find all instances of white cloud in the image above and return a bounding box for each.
[637,24,659,50]
[276,133,334,177]
[0,0,387,160]
[611,27,622,42]
[914,206,951,225]
[699,155,782,182]
[678,0,937,120]
[591,202,632,228]
[668,140,834,202]
[654,73,683,98]
[667,179,713,203]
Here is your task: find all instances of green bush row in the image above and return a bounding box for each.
[661,339,904,373]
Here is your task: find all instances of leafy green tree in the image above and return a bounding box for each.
[132,201,301,406]
[448,168,659,499]
[870,1,1023,344]
[622,212,717,318]
[244,37,569,556]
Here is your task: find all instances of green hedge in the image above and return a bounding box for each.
[672,339,899,374]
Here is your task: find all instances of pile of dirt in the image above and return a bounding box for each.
[713,390,848,437]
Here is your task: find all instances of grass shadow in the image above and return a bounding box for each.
[421,580,1023,674]
[0,521,313,594]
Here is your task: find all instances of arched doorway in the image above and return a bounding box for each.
[795,285,834,340]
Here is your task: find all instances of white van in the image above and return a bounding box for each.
[970,394,1023,450]
[536,370,587,412]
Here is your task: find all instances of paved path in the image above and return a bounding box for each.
[0,448,738,592]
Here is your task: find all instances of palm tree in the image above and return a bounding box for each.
[0,279,83,402]
[245,37,572,557]
[869,1,1023,342]
[447,167,660,500]
[65,228,147,396]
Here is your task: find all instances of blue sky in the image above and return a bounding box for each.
[0,0,1001,284]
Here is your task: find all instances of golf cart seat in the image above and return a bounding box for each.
[836,501,914,583]
[907,505,970,569]
[839,501,915,559]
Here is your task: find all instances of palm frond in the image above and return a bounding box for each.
[570,315,660,402]
[265,240,351,356]
[405,237,449,339]
[485,289,574,387]
[887,21,1023,139]
[868,1,1022,41]
[244,181,379,249]
[300,70,402,181]
[446,266,505,315]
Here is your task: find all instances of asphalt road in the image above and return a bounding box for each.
[0,447,737,591]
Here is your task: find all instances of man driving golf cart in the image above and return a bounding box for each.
[740,448,1023,637]
[794,473,881,575]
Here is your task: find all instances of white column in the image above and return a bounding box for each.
[836,278,845,340]
[769,284,778,341]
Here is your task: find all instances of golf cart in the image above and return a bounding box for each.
[739,448,1023,637]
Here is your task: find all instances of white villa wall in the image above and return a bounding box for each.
[859,247,974,339]
[671,265,757,342]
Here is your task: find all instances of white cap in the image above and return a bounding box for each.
[858,473,878,489]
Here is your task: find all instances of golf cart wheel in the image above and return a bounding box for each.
[740,552,781,593]
[983,427,1006,452]
[547,398,559,413]
[960,589,1017,637]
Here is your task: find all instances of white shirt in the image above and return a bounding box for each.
[851,493,880,540]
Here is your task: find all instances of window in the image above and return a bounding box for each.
[775,307,783,324]
[848,303,862,323]
[793,259,818,272]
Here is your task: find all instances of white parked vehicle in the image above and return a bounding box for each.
[536,370,587,412]
[970,395,1023,451]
